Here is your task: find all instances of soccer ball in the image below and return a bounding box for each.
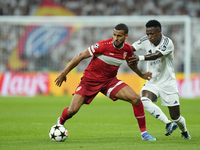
[49,124,68,142]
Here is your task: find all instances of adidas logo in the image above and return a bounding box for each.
[151,111,155,115]
[174,100,178,104]
[156,115,160,118]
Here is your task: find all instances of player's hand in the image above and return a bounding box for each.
[142,71,152,81]
[54,73,67,87]
[128,54,139,65]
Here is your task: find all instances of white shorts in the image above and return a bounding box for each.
[141,83,180,106]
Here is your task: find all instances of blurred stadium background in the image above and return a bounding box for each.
[0,0,200,98]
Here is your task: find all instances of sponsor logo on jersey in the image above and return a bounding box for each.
[150,59,161,66]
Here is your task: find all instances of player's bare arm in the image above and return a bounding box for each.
[55,49,91,87]
[128,46,163,65]
[126,60,152,81]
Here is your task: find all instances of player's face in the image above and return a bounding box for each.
[146,27,161,46]
[113,29,128,49]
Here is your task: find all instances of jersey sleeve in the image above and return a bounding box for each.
[87,42,103,56]
[132,36,147,51]
[158,38,174,56]
[127,46,133,59]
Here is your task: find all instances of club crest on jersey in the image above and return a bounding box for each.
[76,86,82,92]
[123,52,127,59]
[93,43,99,49]
[159,45,166,51]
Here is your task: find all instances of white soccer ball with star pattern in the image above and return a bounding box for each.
[49,124,68,142]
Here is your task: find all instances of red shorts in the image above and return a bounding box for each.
[73,77,128,104]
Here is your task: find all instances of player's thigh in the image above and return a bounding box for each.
[141,83,159,102]
[68,94,85,113]
[115,86,140,104]
[160,92,180,119]
[160,92,180,106]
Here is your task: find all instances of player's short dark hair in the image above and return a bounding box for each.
[146,20,161,30]
[114,23,129,34]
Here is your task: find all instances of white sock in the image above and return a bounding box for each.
[141,131,147,135]
[172,116,187,133]
[141,97,171,124]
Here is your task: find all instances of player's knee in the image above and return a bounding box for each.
[131,95,141,105]
[171,114,180,120]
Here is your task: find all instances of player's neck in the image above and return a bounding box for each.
[113,42,124,50]
[154,35,162,46]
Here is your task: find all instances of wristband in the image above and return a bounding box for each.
[138,55,145,61]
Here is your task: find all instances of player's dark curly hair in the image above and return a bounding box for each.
[146,20,161,30]
[115,23,129,34]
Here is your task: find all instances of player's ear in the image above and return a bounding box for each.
[125,34,128,39]
[158,28,161,34]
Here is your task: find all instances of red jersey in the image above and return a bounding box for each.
[83,38,133,81]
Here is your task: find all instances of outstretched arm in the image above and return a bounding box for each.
[129,46,163,64]
[55,49,91,87]
[127,60,152,81]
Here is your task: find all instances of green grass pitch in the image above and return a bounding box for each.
[0,96,200,150]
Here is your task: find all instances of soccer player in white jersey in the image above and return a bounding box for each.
[54,23,156,141]
[129,20,191,139]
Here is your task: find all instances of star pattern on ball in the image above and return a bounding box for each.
[51,133,57,140]
[53,125,60,130]
[49,125,68,142]
[59,131,66,139]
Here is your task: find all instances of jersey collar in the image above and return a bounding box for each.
[112,41,125,50]
[158,35,164,46]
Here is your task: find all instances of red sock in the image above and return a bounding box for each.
[132,102,146,133]
[59,107,72,125]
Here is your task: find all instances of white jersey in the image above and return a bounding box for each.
[132,35,178,94]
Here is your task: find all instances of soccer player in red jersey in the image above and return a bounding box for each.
[54,23,156,141]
